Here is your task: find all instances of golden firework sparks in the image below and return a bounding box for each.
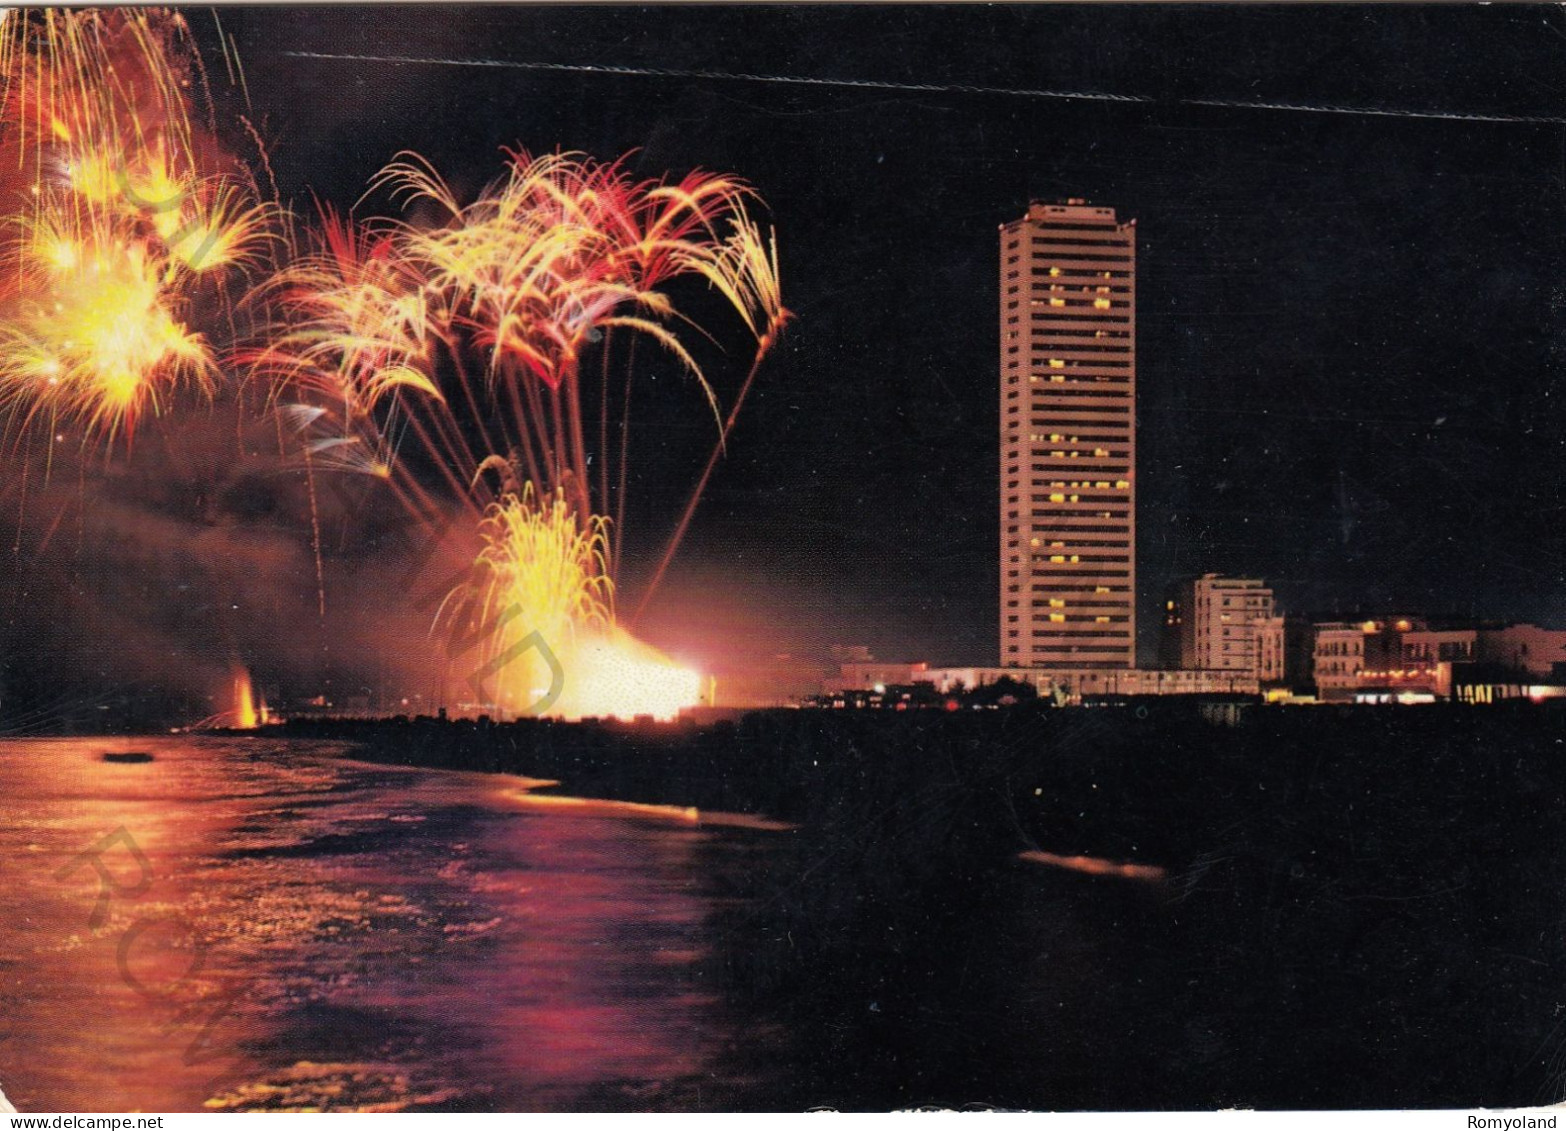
[0,9,278,446]
[0,198,214,440]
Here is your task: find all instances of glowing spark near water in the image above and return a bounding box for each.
[230,665,269,729]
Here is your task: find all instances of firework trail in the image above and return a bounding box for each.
[633,206,789,627]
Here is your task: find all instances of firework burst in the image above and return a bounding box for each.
[0,8,277,445]
[256,147,786,719]
[0,198,216,440]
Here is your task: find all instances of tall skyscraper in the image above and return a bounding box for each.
[1000,201,1136,668]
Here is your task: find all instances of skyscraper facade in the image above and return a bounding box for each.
[1000,201,1136,668]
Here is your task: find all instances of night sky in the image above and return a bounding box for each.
[10,5,1566,714]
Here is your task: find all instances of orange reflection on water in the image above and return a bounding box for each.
[0,739,781,1111]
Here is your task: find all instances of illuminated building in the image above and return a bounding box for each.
[1255,614,1314,687]
[1312,618,1422,701]
[824,660,931,695]
[921,665,1256,702]
[1000,200,1136,669]
[1174,574,1274,672]
[822,660,1257,703]
[1400,624,1566,678]
[1308,621,1566,702]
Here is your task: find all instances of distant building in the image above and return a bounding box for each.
[1312,619,1424,702]
[921,665,1257,703]
[824,662,1257,706]
[1303,617,1566,702]
[1398,628,1478,668]
[1174,574,1274,672]
[823,660,931,696]
[1312,623,1366,702]
[1401,624,1566,679]
[1000,200,1136,669]
[1482,625,1566,675]
[1363,624,1566,700]
[1255,614,1314,687]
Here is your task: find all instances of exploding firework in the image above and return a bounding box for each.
[0,199,216,439]
[0,8,276,443]
[258,148,786,720]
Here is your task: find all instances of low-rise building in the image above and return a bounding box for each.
[824,660,931,695]
[1174,574,1275,673]
[1313,619,1424,702]
[1472,625,1566,677]
[1255,614,1314,688]
[921,666,1258,702]
[1314,621,1566,702]
[823,662,1258,706]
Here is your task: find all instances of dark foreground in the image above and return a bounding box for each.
[283,702,1566,1109]
[6,704,1565,1110]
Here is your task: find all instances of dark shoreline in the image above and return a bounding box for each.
[259,699,1566,868]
